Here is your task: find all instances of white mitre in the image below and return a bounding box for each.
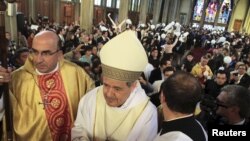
[100,30,148,82]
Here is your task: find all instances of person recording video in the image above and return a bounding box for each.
[198,85,250,129]
[229,63,250,88]
[215,85,250,125]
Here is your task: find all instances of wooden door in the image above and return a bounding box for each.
[16,0,28,16]
[61,2,75,25]
[36,0,53,23]
[94,7,104,25]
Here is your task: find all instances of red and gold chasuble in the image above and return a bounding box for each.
[37,71,72,141]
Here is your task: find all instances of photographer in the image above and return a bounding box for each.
[198,85,250,129]
[216,85,250,125]
[230,63,250,88]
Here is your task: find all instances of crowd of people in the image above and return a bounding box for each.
[0,15,250,140]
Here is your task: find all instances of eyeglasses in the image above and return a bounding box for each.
[216,98,230,109]
[29,48,60,57]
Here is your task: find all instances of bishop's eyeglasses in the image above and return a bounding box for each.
[29,48,60,57]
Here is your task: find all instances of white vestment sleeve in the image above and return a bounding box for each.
[126,102,158,141]
[71,88,98,141]
[72,86,158,141]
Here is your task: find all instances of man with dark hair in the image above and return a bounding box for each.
[152,66,175,92]
[56,27,66,51]
[205,69,228,98]
[149,57,172,84]
[216,85,250,125]
[150,66,175,107]
[182,52,195,72]
[97,31,110,45]
[234,64,250,88]
[12,47,29,69]
[155,71,207,141]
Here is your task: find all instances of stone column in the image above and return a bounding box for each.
[175,0,181,22]
[152,0,162,24]
[118,0,129,25]
[52,0,60,24]
[103,0,107,20]
[80,0,94,33]
[139,0,149,24]
[243,7,250,33]
[5,3,17,42]
[28,0,35,22]
[186,0,194,26]
[161,0,170,23]
[0,1,8,55]
[227,0,240,31]
[168,0,178,22]
[74,0,80,24]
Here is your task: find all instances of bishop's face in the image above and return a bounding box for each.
[102,76,136,107]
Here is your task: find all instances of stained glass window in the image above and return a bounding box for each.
[218,0,231,24]
[193,0,205,21]
[205,0,218,22]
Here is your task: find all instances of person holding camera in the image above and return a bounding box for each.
[230,63,250,88]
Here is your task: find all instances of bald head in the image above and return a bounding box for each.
[31,30,62,73]
[33,30,60,50]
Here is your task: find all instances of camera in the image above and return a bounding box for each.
[199,94,227,119]
[230,70,238,76]
[233,73,238,76]
[200,95,218,116]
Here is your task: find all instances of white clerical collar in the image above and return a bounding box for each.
[233,119,245,125]
[166,114,193,122]
[36,63,59,75]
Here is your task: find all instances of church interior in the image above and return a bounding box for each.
[1,0,250,40]
[0,0,250,86]
[0,0,250,140]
